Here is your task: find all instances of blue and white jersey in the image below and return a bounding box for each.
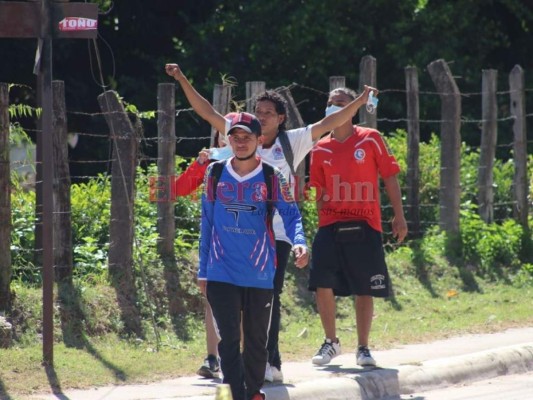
[198,158,306,289]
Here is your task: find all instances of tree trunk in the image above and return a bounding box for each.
[358,55,377,129]
[52,80,73,282]
[0,83,12,313]
[246,81,266,113]
[98,90,143,337]
[405,66,421,238]
[52,80,84,344]
[478,70,498,223]
[427,59,461,236]
[509,65,529,229]
[157,83,185,319]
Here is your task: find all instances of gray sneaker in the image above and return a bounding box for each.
[356,345,376,366]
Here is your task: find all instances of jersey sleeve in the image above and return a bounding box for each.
[309,146,326,193]
[198,163,215,280]
[271,167,307,247]
[286,126,314,170]
[172,160,209,199]
[371,132,401,179]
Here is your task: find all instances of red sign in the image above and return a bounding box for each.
[58,17,97,32]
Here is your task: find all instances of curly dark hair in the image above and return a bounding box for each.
[252,90,288,131]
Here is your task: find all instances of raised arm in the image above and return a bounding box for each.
[309,85,375,141]
[165,63,227,133]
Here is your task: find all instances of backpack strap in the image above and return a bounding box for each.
[277,130,296,177]
[261,162,276,232]
[208,160,225,201]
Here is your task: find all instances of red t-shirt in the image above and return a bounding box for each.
[309,126,400,232]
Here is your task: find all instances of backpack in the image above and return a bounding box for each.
[277,130,296,177]
[208,160,276,226]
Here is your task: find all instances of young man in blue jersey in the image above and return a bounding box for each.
[198,112,308,400]
[165,62,374,382]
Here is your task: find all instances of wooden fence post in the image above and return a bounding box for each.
[98,90,143,337]
[427,59,461,236]
[277,87,305,129]
[51,81,73,282]
[329,76,346,90]
[509,65,529,229]
[156,83,176,263]
[405,66,421,238]
[478,69,498,223]
[157,82,185,318]
[0,83,11,313]
[246,81,266,113]
[52,81,85,342]
[359,55,377,128]
[211,83,232,146]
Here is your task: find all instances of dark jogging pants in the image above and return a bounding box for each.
[207,281,273,400]
[266,240,292,370]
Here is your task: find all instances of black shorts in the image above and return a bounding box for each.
[309,221,390,297]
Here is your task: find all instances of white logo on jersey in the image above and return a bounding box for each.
[354,148,366,163]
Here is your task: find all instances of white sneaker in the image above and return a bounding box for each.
[356,345,376,366]
[271,366,283,382]
[264,362,273,382]
[311,338,341,365]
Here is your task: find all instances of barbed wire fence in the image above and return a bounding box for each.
[1,57,532,315]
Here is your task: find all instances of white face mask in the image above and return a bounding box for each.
[324,104,343,118]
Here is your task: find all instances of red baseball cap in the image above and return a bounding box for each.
[228,112,261,136]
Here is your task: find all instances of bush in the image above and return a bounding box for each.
[10,176,39,284]
[6,134,532,345]
[384,129,518,232]
[460,205,524,279]
[9,157,202,282]
[71,174,111,281]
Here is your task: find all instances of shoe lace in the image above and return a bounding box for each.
[317,341,336,357]
[358,346,371,358]
[205,355,219,370]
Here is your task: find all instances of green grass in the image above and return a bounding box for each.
[277,252,533,359]
[1,252,533,399]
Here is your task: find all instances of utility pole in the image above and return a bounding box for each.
[40,0,55,365]
[0,0,97,365]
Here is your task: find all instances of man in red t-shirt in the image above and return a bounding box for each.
[308,87,407,368]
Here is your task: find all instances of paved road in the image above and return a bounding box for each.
[30,327,533,400]
[402,371,533,399]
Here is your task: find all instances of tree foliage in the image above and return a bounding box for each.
[1,0,531,176]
